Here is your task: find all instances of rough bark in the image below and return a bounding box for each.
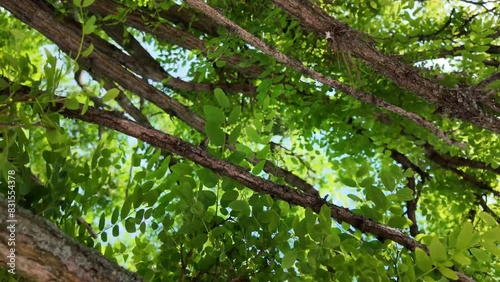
[0,196,143,282]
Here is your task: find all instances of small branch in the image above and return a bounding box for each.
[476,195,500,224]
[76,217,98,239]
[425,146,500,197]
[424,144,500,176]
[405,176,419,236]
[477,72,500,89]
[416,9,455,41]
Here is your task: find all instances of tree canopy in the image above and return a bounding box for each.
[0,0,499,281]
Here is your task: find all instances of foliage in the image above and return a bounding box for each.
[0,0,499,281]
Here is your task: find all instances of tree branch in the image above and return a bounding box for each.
[184,0,462,147]
[0,196,143,281]
[272,0,500,134]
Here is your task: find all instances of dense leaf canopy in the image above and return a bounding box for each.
[0,0,499,281]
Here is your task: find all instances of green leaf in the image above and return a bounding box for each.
[471,45,489,52]
[319,204,332,226]
[282,250,297,269]
[227,106,241,125]
[198,191,217,208]
[83,16,97,35]
[121,198,133,220]
[380,169,396,191]
[66,97,80,110]
[221,190,239,202]
[101,231,107,242]
[82,0,95,7]
[111,207,119,224]
[340,178,357,187]
[438,267,458,280]
[395,188,414,201]
[453,251,471,265]
[256,78,273,94]
[112,225,119,237]
[229,200,249,212]
[81,43,94,57]
[228,124,242,144]
[482,226,500,242]
[205,122,225,146]
[203,105,225,125]
[347,194,363,202]
[125,218,136,233]
[388,215,408,228]
[99,213,106,230]
[215,60,226,67]
[214,88,230,108]
[455,221,473,250]
[197,168,219,188]
[252,160,266,174]
[365,185,388,211]
[478,212,498,226]
[481,241,500,258]
[429,237,447,263]
[102,88,120,102]
[246,126,260,143]
[415,248,432,271]
[469,248,490,262]
[323,234,340,248]
[170,163,193,175]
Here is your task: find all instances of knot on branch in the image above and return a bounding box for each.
[441,88,482,120]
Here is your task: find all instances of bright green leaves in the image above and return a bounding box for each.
[415,248,432,272]
[415,239,458,280]
[228,200,250,216]
[203,88,244,147]
[227,106,241,125]
[203,105,225,125]
[82,16,96,35]
[196,168,219,188]
[282,250,297,269]
[429,236,447,263]
[102,88,120,102]
[455,221,473,250]
[205,122,225,146]
[395,188,414,202]
[365,185,388,211]
[73,0,94,7]
[437,266,458,280]
[478,212,498,227]
[380,168,396,191]
[214,88,229,108]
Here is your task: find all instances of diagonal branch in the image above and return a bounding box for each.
[7,79,431,252]
[272,0,500,133]
[55,102,475,281]
[90,0,264,79]
[185,0,462,147]
[0,0,320,198]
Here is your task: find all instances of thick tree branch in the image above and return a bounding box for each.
[58,102,428,249]
[185,0,461,147]
[89,0,264,79]
[272,0,500,134]
[0,0,322,199]
[425,145,500,197]
[423,144,500,176]
[99,23,257,95]
[55,101,478,281]
[0,196,143,282]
